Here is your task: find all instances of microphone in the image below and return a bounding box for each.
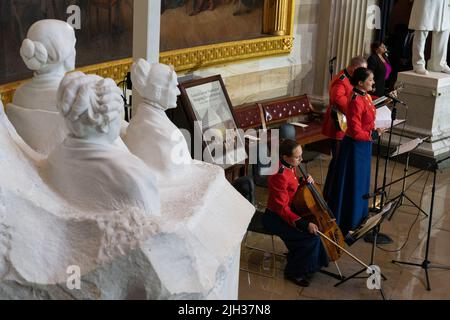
[387,93,407,107]
[363,190,386,200]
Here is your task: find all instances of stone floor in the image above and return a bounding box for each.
[238,153,450,300]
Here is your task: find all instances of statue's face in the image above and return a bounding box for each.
[167,73,181,109]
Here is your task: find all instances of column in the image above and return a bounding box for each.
[132,0,161,111]
[313,0,375,104]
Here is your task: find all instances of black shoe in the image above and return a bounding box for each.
[364,232,393,245]
[285,274,310,287]
[305,272,315,280]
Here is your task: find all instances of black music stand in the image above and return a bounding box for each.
[388,137,429,221]
[392,155,450,291]
[334,200,398,300]
[379,103,406,210]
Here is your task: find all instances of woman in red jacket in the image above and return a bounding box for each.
[328,67,385,236]
[322,56,367,202]
[263,139,329,287]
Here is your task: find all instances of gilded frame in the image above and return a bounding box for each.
[1,0,295,106]
[161,0,295,72]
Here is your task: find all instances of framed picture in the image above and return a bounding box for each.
[178,75,247,168]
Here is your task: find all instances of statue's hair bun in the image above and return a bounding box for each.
[20,38,49,71]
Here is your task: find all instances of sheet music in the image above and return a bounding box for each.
[373,96,388,106]
[391,137,427,157]
[375,106,405,129]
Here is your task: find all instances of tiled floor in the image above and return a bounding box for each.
[239,154,450,300]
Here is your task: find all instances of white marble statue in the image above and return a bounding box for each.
[1,88,253,299]
[6,19,76,154]
[124,59,192,183]
[409,0,450,75]
[1,58,253,299]
[0,97,165,299]
[44,71,160,215]
[124,59,255,298]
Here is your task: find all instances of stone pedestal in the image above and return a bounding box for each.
[382,71,450,163]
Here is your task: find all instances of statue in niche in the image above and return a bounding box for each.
[44,71,160,215]
[6,19,76,155]
[409,0,450,75]
[124,59,192,183]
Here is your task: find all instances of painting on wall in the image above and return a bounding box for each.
[1,0,295,87]
[160,0,264,52]
[0,0,133,85]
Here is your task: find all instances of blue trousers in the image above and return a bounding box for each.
[262,210,329,278]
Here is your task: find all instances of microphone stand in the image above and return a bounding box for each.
[371,136,383,212]
[372,94,404,213]
[379,101,397,209]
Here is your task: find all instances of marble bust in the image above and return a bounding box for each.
[409,0,450,75]
[44,71,160,215]
[124,59,192,183]
[6,19,76,154]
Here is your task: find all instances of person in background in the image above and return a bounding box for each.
[368,41,391,97]
[386,24,414,90]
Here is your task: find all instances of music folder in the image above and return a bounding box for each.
[345,200,396,246]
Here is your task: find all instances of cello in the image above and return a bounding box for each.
[293,164,382,278]
[292,164,345,261]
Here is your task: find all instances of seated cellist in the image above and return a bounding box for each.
[263,139,329,287]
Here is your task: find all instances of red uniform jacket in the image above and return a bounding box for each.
[345,88,376,141]
[267,163,308,227]
[322,69,353,140]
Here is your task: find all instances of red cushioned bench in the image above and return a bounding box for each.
[234,95,328,146]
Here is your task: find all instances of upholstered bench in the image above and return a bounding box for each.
[234,94,328,146]
[259,94,327,146]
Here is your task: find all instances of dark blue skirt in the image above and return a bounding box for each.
[263,210,329,277]
[323,139,341,202]
[328,136,372,236]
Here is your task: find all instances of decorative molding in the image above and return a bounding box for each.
[160,35,294,72]
[264,0,290,36]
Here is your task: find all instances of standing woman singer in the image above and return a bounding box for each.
[328,68,386,237]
